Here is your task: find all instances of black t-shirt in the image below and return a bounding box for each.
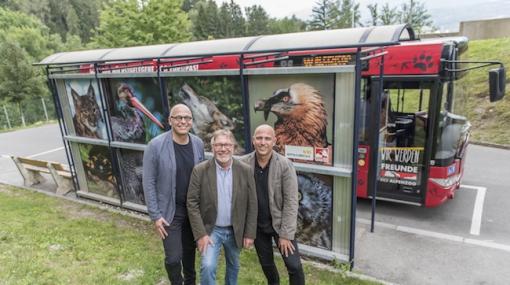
[174,140,194,216]
[255,158,274,234]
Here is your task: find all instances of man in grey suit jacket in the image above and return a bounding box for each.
[143,104,205,285]
[241,124,305,285]
[187,129,257,285]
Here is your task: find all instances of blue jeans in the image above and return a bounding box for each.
[200,226,240,285]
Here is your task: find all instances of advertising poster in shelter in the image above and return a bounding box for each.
[296,172,333,250]
[165,77,245,154]
[248,74,335,165]
[65,79,108,139]
[105,78,165,144]
[117,149,145,205]
[78,143,118,198]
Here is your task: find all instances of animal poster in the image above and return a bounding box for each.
[78,143,118,198]
[117,149,145,205]
[248,74,335,166]
[165,77,245,154]
[105,78,165,144]
[65,79,108,139]
[296,172,332,250]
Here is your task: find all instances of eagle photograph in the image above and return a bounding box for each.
[249,75,334,166]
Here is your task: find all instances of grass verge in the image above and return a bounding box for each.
[456,37,510,145]
[0,184,378,285]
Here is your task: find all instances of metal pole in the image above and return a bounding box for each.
[239,54,252,153]
[19,103,26,127]
[370,51,385,233]
[349,47,362,270]
[3,105,11,129]
[157,58,170,131]
[41,97,49,121]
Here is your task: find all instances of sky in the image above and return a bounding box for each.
[213,0,510,31]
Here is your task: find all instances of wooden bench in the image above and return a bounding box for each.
[11,156,74,195]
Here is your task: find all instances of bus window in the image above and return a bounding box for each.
[434,82,471,166]
[382,82,431,148]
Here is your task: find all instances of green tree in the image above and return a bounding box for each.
[245,5,270,36]
[367,3,378,26]
[218,0,245,38]
[309,0,336,30]
[0,7,63,60]
[367,3,399,26]
[3,0,103,42]
[190,0,221,40]
[181,0,200,12]
[269,15,307,34]
[0,42,47,125]
[380,3,399,25]
[365,1,433,32]
[399,0,434,33]
[333,0,361,28]
[91,0,191,47]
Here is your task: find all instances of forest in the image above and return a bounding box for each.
[0,0,432,129]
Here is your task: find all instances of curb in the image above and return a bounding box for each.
[303,260,397,285]
[470,141,510,150]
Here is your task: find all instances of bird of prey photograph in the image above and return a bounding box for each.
[250,76,334,166]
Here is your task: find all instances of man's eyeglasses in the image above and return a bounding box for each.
[212,143,234,149]
[171,116,193,122]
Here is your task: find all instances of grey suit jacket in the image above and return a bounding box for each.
[143,131,205,223]
[187,158,257,249]
[240,150,299,240]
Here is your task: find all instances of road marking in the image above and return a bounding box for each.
[462,184,487,236]
[357,218,510,253]
[27,147,65,158]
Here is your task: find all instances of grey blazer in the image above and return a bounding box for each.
[143,131,204,223]
[187,158,257,249]
[240,150,299,240]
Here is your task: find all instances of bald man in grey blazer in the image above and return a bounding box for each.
[143,104,205,285]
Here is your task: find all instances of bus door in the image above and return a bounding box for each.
[366,77,439,205]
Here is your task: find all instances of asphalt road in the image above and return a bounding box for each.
[1,124,509,284]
